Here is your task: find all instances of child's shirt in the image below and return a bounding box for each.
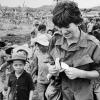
[33,49,49,84]
[8,70,34,100]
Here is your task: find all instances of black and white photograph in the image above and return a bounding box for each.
[0,0,100,100]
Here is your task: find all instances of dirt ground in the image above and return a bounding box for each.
[0,22,33,37]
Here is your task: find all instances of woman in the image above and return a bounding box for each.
[46,1,100,100]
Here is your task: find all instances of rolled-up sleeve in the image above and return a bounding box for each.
[92,45,100,74]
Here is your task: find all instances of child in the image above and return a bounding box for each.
[14,46,32,73]
[7,53,34,100]
[31,35,50,100]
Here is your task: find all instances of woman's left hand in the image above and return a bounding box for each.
[65,67,84,79]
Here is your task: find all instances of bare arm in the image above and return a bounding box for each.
[7,87,11,100]
[65,67,99,80]
[30,55,38,77]
[29,90,34,100]
[80,70,99,79]
[0,62,9,71]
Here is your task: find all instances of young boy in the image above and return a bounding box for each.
[31,35,50,100]
[7,53,34,100]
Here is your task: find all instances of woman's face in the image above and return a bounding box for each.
[60,23,78,39]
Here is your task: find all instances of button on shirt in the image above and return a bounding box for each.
[8,70,34,100]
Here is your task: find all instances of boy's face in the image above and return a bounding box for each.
[12,60,25,74]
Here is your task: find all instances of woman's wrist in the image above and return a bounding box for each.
[79,70,99,79]
[78,70,87,78]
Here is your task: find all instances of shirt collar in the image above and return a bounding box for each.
[13,70,26,78]
[78,30,88,48]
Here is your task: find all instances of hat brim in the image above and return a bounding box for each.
[17,49,28,55]
[7,58,26,63]
[35,41,49,46]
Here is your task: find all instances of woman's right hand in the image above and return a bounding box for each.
[47,63,59,76]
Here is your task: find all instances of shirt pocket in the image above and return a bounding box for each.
[73,54,94,68]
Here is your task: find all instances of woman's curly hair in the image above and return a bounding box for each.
[52,1,83,28]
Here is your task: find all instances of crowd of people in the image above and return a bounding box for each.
[0,1,100,100]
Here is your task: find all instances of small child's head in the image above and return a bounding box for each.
[35,35,49,53]
[7,53,27,74]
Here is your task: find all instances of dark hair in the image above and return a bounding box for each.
[35,43,48,53]
[34,21,39,27]
[52,27,58,33]
[31,31,36,35]
[5,47,14,55]
[52,1,83,28]
[96,18,100,22]
[35,24,39,27]
[89,18,93,22]
[38,24,46,31]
